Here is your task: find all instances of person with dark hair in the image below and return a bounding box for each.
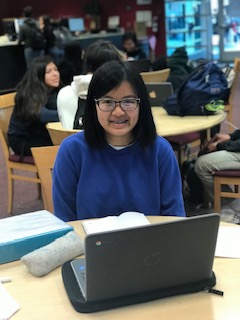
[57,41,83,86]
[18,6,45,67]
[53,60,185,221]
[39,15,64,65]
[8,56,61,156]
[57,40,123,129]
[122,31,147,61]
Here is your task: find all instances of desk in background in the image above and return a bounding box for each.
[151,107,226,140]
[0,216,239,320]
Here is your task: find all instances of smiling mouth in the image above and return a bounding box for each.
[110,120,128,124]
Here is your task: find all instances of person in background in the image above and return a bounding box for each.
[195,132,240,215]
[122,31,147,61]
[57,41,83,86]
[8,56,61,157]
[57,40,122,129]
[39,15,64,65]
[18,6,45,67]
[53,60,185,221]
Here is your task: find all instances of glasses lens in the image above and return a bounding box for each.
[121,99,138,110]
[99,99,115,111]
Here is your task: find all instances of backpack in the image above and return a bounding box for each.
[162,61,229,116]
[30,27,46,50]
[53,26,73,50]
[73,97,86,129]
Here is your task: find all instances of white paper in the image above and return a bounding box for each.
[82,211,150,235]
[0,210,71,244]
[0,282,19,320]
[215,226,240,258]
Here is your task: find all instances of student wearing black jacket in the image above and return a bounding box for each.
[18,6,45,67]
[8,56,61,157]
[195,131,240,205]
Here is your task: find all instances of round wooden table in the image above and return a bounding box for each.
[151,107,226,138]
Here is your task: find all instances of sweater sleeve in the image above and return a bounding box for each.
[52,139,79,221]
[40,106,59,123]
[157,141,186,217]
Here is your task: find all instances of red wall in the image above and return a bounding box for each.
[0,0,165,56]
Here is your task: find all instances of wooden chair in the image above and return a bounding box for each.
[140,68,170,83]
[46,122,79,145]
[0,92,41,214]
[224,59,240,131]
[213,170,240,213]
[167,132,201,172]
[31,146,59,213]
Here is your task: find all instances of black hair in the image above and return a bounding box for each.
[23,6,33,18]
[83,40,121,73]
[15,56,58,120]
[84,60,156,148]
[122,31,139,47]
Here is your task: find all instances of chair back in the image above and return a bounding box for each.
[140,68,171,83]
[0,92,16,141]
[31,146,59,213]
[233,57,240,72]
[46,122,79,145]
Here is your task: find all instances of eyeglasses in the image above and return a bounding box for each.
[94,98,140,112]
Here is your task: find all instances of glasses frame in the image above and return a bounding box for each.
[94,98,140,112]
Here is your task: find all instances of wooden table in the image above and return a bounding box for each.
[0,216,239,320]
[48,108,226,142]
[151,107,226,139]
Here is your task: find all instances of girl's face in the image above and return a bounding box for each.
[44,62,60,88]
[96,81,140,146]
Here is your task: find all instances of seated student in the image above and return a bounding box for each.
[195,132,240,209]
[53,60,186,221]
[57,40,123,129]
[8,56,60,157]
[57,41,83,86]
[122,31,147,61]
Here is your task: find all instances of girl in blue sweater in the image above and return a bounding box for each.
[53,60,185,221]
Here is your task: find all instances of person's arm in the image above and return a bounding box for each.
[40,106,59,123]
[215,130,240,152]
[52,139,79,221]
[158,141,186,217]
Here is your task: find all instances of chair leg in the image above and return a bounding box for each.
[214,177,221,213]
[7,168,13,214]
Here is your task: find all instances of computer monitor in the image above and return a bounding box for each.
[2,19,15,35]
[14,18,25,34]
[68,18,85,33]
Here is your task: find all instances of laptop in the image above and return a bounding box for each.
[70,213,219,302]
[146,82,173,106]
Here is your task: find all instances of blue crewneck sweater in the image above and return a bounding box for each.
[53,131,185,221]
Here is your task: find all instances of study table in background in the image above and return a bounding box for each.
[151,107,226,140]
[0,216,239,320]
[46,108,226,142]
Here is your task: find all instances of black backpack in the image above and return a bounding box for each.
[162,61,229,116]
[73,97,86,129]
[30,26,46,50]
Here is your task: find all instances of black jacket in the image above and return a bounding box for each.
[217,130,240,152]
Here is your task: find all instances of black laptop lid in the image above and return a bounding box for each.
[83,213,220,302]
